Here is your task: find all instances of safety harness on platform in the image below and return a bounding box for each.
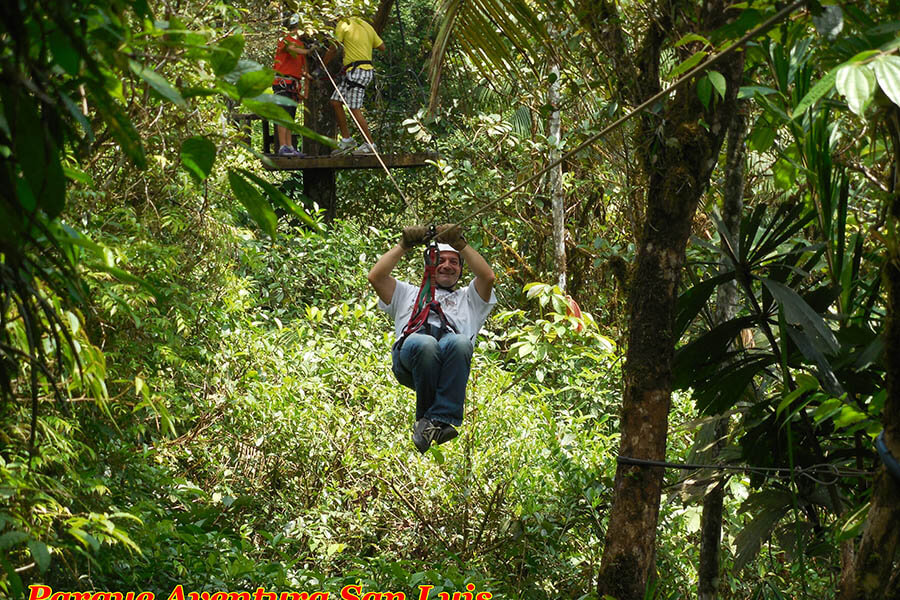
[341,60,373,89]
[396,230,458,350]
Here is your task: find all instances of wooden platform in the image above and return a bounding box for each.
[262,152,438,171]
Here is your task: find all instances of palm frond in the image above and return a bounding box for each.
[427,0,553,114]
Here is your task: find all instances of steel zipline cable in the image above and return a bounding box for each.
[453,0,806,227]
[617,455,873,486]
[314,51,413,209]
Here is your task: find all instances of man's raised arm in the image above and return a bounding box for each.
[367,226,427,304]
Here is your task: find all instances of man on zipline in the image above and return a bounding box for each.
[322,13,384,156]
[368,225,496,453]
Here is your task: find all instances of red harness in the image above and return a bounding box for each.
[399,244,457,343]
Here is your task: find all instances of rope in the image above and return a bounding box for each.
[314,51,413,209]
[454,0,806,227]
[617,455,872,486]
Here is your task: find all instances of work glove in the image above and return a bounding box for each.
[400,225,428,249]
[436,223,467,252]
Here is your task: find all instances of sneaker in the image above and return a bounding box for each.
[277,145,305,157]
[331,138,355,155]
[412,418,458,453]
[352,142,376,155]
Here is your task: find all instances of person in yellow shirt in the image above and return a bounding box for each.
[323,16,385,155]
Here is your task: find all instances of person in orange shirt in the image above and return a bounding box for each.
[272,15,310,157]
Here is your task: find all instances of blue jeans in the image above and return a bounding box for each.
[392,331,473,427]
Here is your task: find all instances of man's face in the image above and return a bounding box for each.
[434,251,461,288]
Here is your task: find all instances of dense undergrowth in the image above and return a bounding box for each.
[4,188,840,597]
[2,185,630,596]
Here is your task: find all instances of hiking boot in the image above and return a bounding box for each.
[331,138,355,155]
[435,422,458,445]
[412,418,439,453]
[352,142,376,155]
[412,419,458,453]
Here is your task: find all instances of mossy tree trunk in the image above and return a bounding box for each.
[594,1,745,597]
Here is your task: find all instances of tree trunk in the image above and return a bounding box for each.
[372,0,395,34]
[303,54,339,222]
[548,56,566,290]
[697,107,747,600]
[595,6,745,596]
[839,105,900,600]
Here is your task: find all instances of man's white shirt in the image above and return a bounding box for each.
[378,280,497,342]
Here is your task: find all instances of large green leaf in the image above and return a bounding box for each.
[697,75,712,109]
[673,315,758,390]
[86,81,146,169]
[210,34,245,75]
[835,63,875,116]
[241,98,293,123]
[237,68,275,99]
[236,169,322,232]
[739,85,780,99]
[0,531,28,550]
[49,31,80,75]
[734,490,793,571]
[784,324,843,396]
[792,66,837,118]
[761,278,839,354]
[708,70,727,100]
[129,60,186,107]
[872,54,900,108]
[242,97,337,148]
[227,170,277,237]
[27,540,51,573]
[668,51,707,79]
[8,91,65,219]
[693,355,777,414]
[180,136,217,184]
[675,271,735,339]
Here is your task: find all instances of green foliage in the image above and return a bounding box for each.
[5,0,900,598]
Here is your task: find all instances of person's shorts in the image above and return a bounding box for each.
[272,81,299,119]
[330,67,374,109]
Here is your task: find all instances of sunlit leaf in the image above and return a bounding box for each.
[674,33,711,48]
[708,70,727,99]
[835,63,875,116]
[668,51,707,79]
[237,68,275,99]
[236,169,322,231]
[210,34,245,75]
[872,55,900,108]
